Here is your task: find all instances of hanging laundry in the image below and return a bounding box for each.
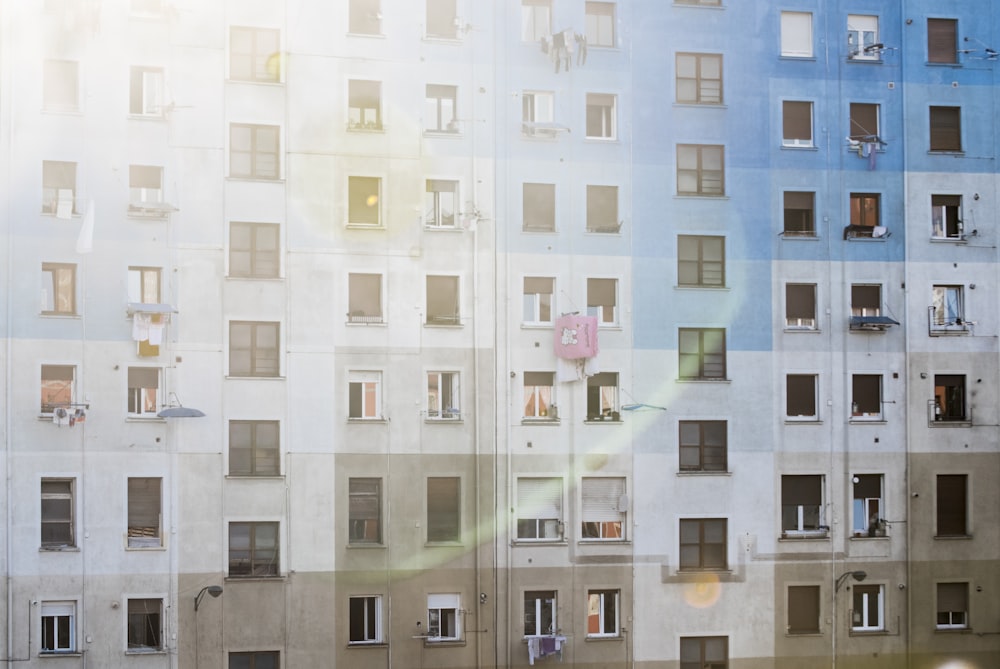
[554,314,599,359]
[53,407,69,427]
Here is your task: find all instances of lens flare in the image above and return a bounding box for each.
[682,573,721,609]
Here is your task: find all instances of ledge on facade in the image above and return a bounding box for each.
[347,642,389,649]
[521,418,560,426]
[422,639,467,648]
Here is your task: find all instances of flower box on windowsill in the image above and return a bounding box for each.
[781,529,830,540]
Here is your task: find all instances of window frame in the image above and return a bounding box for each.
[585,93,617,140]
[523,590,557,637]
[680,636,728,669]
[229,420,280,477]
[42,59,79,112]
[930,195,963,239]
[516,477,563,542]
[41,160,77,216]
[127,266,162,305]
[229,123,280,180]
[786,374,818,420]
[126,367,161,417]
[229,26,281,83]
[126,598,163,653]
[348,371,382,420]
[522,278,554,326]
[426,275,461,325]
[523,371,556,420]
[587,278,618,326]
[584,2,615,48]
[679,420,727,472]
[929,106,962,152]
[676,52,723,105]
[127,477,163,549]
[40,601,76,654]
[40,262,76,315]
[586,184,619,233]
[427,593,462,641]
[228,321,280,378]
[852,474,885,537]
[523,182,556,232]
[348,79,383,131]
[128,66,164,117]
[780,11,814,58]
[850,374,883,421]
[678,235,725,287]
[426,0,458,39]
[787,585,821,634]
[347,273,384,324]
[228,521,280,577]
[677,144,724,196]
[425,85,458,133]
[520,0,552,43]
[679,518,727,570]
[785,283,817,330]
[933,374,966,422]
[348,176,382,227]
[586,589,620,638]
[851,584,885,632]
[936,582,969,630]
[586,372,619,420]
[678,328,726,380]
[426,371,460,420]
[931,285,967,332]
[41,478,75,549]
[781,475,826,537]
[782,100,814,147]
[427,477,461,543]
[425,179,459,228]
[229,222,280,279]
[349,478,383,544]
[783,191,816,237]
[348,0,382,35]
[580,477,626,541]
[847,14,880,61]
[348,595,383,644]
[40,365,75,415]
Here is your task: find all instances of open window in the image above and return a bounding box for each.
[785,284,816,329]
[129,66,164,117]
[349,595,382,644]
[781,475,826,537]
[851,374,883,420]
[933,375,966,422]
[425,85,457,133]
[425,179,457,227]
[127,367,160,417]
[852,585,885,631]
[126,599,162,652]
[783,191,816,237]
[127,477,162,548]
[931,195,963,239]
[586,93,617,140]
[516,477,562,541]
[580,477,626,540]
[522,91,559,137]
[41,263,76,315]
[348,80,382,130]
[782,101,813,147]
[586,372,619,420]
[930,285,969,334]
[523,372,555,419]
[348,273,383,324]
[847,14,880,60]
[427,594,461,641]
[427,372,460,419]
[524,590,557,636]
[41,365,75,414]
[587,278,618,325]
[586,590,620,637]
[426,275,460,325]
[228,522,279,576]
[523,183,556,232]
[679,518,727,570]
[229,420,280,476]
[349,478,382,543]
[127,267,162,305]
[852,474,885,537]
[348,371,382,419]
[523,278,554,325]
[846,192,884,239]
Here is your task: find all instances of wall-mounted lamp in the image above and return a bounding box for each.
[480,592,488,604]
[158,392,206,418]
[194,585,223,611]
[835,570,867,592]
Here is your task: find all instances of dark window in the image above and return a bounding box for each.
[523,183,555,231]
[524,590,557,636]
[41,160,77,215]
[934,374,966,421]
[229,321,279,377]
[229,420,280,476]
[581,477,626,539]
[41,479,74,548]
[782,475,825,533]
[426,0,457,38]
[349,0,381,35]
[851,375,882,419]
[348,176,381,225]
[349,596,382,643]
[230,124,279,179]
[676,53,722,105]
[928,18,958,64]
[586,185,619,233]
[229,651,280,669]
[348,273,383,323]
[230,222,279,278]
[678,328,726,379]
[425,179,458,226]
[586,372,619,420]
[680,636,728,669]
[587,278,617,325]
[851,284,882,316]
[785,284,816,329]
[127,477,162,548]
[349,478,382,543]
[786,374,817,418]
[852,584,884,630]
[679,420,727,472]
[348,80,382,130]
[228,522,279,576]
[126,599,162,651]
[586,93,616,139]
[848,193,880,235]
[229,27,280,83]
[849,103,879,142]
[426,275,460,325]
[679,518,727,569]
[782,101,813,146]
[936,474,967,536]
[677,144,724,196]
[783,192,815,236]
[931,195,962,239]
[41,601,75,653]
[937,582,968,628]
[678,235,725,287]
[852,474,884,536]
[427,477,460,542]
[787,586,820,634]
[348,372,381,419]
[929,106,961,152]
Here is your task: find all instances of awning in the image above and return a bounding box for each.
[850,315,899,329]
[128,302,177,315]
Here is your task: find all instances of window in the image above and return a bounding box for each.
[586,590,619,637]
[126,599,162,651]
[851,284,882,317]
[849,103,879,142]
[229,420,280,476]
[930,106,962,152]
[41,160,77,216]
[782,101,813,147]
[581,477,625,540]
[786,374,817,419]
[43,60,78,111]
[521,0,551,42]
[586,372,619,420]
[348,273,383,324]
[852,474,885,537]
[679,421,727,472]
[781,11,813,58]
[41,479,74,548]
[934,375,966,422]
[848,193,881,237]
[127,367,160,416]
[785,284,816,329]
[678,328,726,380]
[40,263,76,315]
[783,192,815,236]
[524,590,556,636]
[928,18,958,64]
[228,522,279,576]
[847,15,880,60]
[41,365,74,414]
[41,601,75,654]
[127,267,161,305]
[426,0,458,39]
[585,93,616,139]
[523,372,555,419]
[348,80,382,130]
[586,185,619,233]
[936,474,968,536]
[787,586,820,634]
[676,53,722,105]
[584,2,614,47]
[348,176,381,226]
[349,478,382,543]
[427,477,460,542]
[425,179,457,227]
[937,582,968,629]
[852,584,885,631]
[678,235,724,287]
[349,596,382,644]
[425,85,457,133]
[230,222,279,278]
[230,124,280,180]
[229,321,279,377]
[516,477,562,541]
[523,278,554,325]
[230,26,280,83]
[349,0,381,35]
[523,183,555,232]
[127,477,162,548]
[587,278,618,325]
[427,594,461,641]
[781,475,826,536]
[522,91,555,136]
[427,372,460,419]
[426,275,460,325]
[229,651,280,669]
[851,374,883,420]
[128,165,164,213]
[348,371,382,419]
[129,66,164,116]
[679,518,727,570]
[931,285,967,332]
[680,637,728,669]
[931,195,963,239]
[677,145,724,196]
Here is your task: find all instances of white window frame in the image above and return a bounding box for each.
[229,26,281,83]
[125,597,164,653]
[347,273,384,324]
[523,590,557,637]
[40,601,76,654]
[780,11,813,58]
[129,66,164,117]
[127,267,161,305]
[41,263,76,315]
[781,475,826,537]
[348,79,383,130]
[586,589,620,638]
[41,478,75,549]
[521,0,551,42]
[931,285,966,331]
[851,474,884,537]
[850,374,883,421]
[426,371,460,420]
[676,52,723,105]
[587,278,618,325]
[931,194,963,239]
[348,371,382,419]
[425,179,459,228]
[584,2,615,48]
[229,123,281,180]
[847,14,880,61]
[349,595,383,644]
[516,477,563,541]
[523,371,555,420]
[522,277,554,325]
[785,283,816,330]
[782,100,813,147]
[41,160,77,217]
[427,593,461,641]
[585,93,617,140]
[522,90,555,137]
[580,477,626,541]
[936,582,969,629]
[851,584,885,631]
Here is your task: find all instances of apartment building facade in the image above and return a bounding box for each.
[0,1,997,668]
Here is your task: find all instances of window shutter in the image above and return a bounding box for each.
[788,586,819,632]
[523,277,553,294]
[938,583,966,611]
[518,478,561,518]
[783,475,822,505]
[127,367,159,388]
[783,101,811,141]
[582,477,625,522]
[928,19,957,63]
[587,279,615,306]
[127,478,161,534]
[428,593,459,610]
[523,371,554,386]
[930,107,961,151]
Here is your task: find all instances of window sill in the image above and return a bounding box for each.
[522,227,557,234]
[925,61,962,67]
[422,35,463,44]
[125,544,165,551]
[41,107,83,116]
[933,534,973,541]
[785,631,823,637]
[584,418,622,425]
[224,575,285,582]
[39,651,83,657]
[677,470,731,476]
[585,228,623,235]
[346,223,386,231]
[779,533,830,541]
[424,417,464,424]
[930,236,967,244]
[674,102,727,109]
[347,418,387,424]
[346,31,385,39]
[674,194,729,200]
[676,378,730,384]
[929,328,971,336]
[673,2,725,8]
[675,284,729,291]
[521,418,560,426]
[125,649,167,655]
[346,320,387,327]
[423,130,463,138]
[226,375,285,380]
[845,58,884,65]
[513,539,567,547]
[928,420,972,428]
[584,635,624,643]
[583,136,619,143]
[125,416,166,423]
[785,418,822,424]
[845,236,888,243]
[422,639,466,648]
[521,323,554,330]
[41,212,80,219]
[784,327,820,333]
[39,546,79,552]
[778,55,817,62]
[425,540,465,548]
[226,474,285,480]
[226,176,284,184]
[227,274,283,281]
[780,144,819,151]
[423,321,463,328]
[347,126,386,133]
[424,224,463,232]
[850,533,889,540]
[347,542,386,549]
[347,642,388,649]
[849,418,886,424]
[127,113,166,122]
[780,232,819,240]
[928,150,964,156]
[40,312,81,319]
[226,78,284,86]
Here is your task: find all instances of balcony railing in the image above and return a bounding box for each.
[927,306,972,336]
